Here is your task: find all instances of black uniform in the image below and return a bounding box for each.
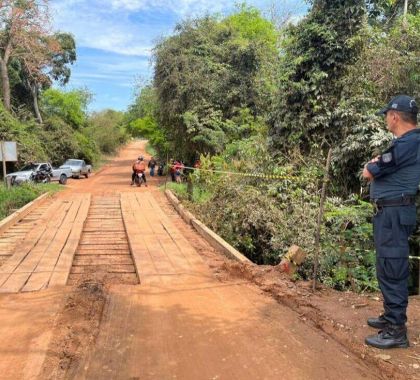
[367,129,420,326]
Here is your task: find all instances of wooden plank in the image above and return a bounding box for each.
[33,198,83,274]
[0,273,10,287]
[121,194,157,277]
[0,223,47,275]
[73,255,134,266]
[158,236,191,272]
[130,194,154,233]
[49,195,91,287]
[70,264,136,274]
[76,249,130,255]
[13,201,70,274]
[0,273,31,293]
[0,202,70,292]
[143,235,176,275]
[0,192,49,236]
[21,272,50,292]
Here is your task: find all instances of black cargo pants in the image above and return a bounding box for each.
[373,205,417,326]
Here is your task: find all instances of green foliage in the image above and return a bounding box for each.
[40,116,81,166]
[41,88,91,128]
[124,85,168,155]
[128,116,168,152]
[165,182,212,204]
[319,198,378,292]
[0,183,59,220]
[49,33,77,85]
[367,0,420,27]
[270,0,367,152]
[0,102,47,165]
[73,131,99,164]
[153,5,279,160]
[175,134,379,291]
[125,85,158,123]
[87,109,127,154]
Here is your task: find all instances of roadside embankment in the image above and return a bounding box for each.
[165,189,252,264]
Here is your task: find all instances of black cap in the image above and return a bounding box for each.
[377,95,418,116]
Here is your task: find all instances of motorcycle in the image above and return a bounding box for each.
[134,171,146,187]
[30,168,52,184]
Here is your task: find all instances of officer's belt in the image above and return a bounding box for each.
[372,195,417,208]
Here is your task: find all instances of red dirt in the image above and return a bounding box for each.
[0,140,417,379]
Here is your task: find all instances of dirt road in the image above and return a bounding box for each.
[0,141,384,379]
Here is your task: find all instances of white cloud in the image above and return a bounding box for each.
[109,0,227,15]
[51,0,159,56]
[52,0,306,56]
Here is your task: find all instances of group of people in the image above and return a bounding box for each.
[169,160,185,183]
[130,156,165,186]
[131,157,201,186]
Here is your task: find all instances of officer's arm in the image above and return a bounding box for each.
[366,140,418,179]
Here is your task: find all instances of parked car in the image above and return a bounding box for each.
[60,159,92,179]
[6,163,73,185]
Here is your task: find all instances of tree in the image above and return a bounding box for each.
[153,6,278,160]
[0,0,52,111]
[125,84,158,124]
[41,88,91,129]
[366,0,419,26]
[87,109,127,154]
[269,0,367,153]
[23,32,76,123]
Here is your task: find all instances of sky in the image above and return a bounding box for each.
[51,0,307,112]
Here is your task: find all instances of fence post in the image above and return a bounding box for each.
[312,148,333,291]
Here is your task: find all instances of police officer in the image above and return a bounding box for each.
[362,95,420,349]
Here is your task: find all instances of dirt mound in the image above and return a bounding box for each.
[39,281,107,379]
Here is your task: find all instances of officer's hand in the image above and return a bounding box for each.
[362,165,374,181]
[369,155,380,164]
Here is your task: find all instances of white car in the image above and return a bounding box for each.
[6,163,73,185]
[60,159,92,179]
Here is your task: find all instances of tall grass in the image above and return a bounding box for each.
[0,183,60,220]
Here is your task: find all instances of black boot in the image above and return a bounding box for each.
[367,314,389,329]
[365,324,409,349]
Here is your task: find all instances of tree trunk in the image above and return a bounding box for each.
[404,0,409,16]
[31,83,43,124]
[0,59,11,111]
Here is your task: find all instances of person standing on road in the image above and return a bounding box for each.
[363,95,419,349]
[148,157,157,177]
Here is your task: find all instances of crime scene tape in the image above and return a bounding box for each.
[179,165,298,181]
[409,256,420,261]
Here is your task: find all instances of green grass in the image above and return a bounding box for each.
[163,182,212,204]
[0,183,60,220]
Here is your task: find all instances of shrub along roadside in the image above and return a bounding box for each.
[0,183,60,220]
[166,171,379,293]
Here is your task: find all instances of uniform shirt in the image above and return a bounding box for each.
[368,129,420,200]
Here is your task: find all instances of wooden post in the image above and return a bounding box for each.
[312,148,333,292]
[1,141,7,187]
[164,151,169,191]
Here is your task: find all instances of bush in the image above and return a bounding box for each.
[168,142,379,291]
[0,183,59,219]
[317,198,378,292]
